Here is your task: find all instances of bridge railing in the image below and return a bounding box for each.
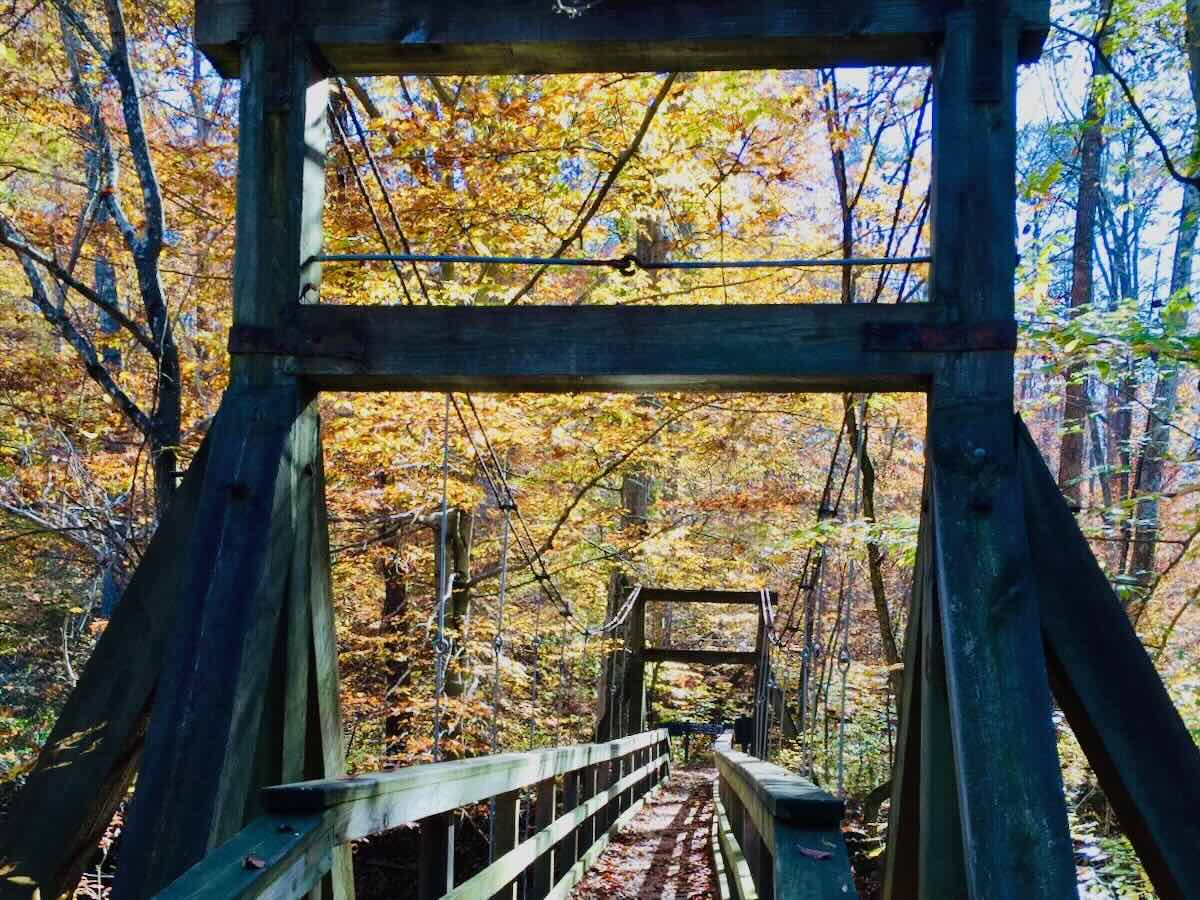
[712,734,854,899]
[152,728,670,900]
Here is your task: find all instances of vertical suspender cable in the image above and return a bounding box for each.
[487,486,511,862]
[433,394,451,762]
[836,395,866,796]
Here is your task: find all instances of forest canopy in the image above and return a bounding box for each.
[0,1,1197,897]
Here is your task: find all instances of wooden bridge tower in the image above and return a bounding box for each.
[3,2,1199,899]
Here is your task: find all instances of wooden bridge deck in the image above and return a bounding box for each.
[570,768,718,900]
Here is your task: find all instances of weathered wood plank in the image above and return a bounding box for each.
[640,588,769,605]
[529,778,556,899]
[490,790,520,900]
[417,812,454,900]
[925,12,1075,896]
[230,33,327,359]
[770,821,855,899]
[715,746,854,898]
[196,0,1050,77]
[443,754,665,900]
[917,549,964,895]
[713,751,844,843]
[712,781,757,900]
[115,386,322,899]
[880,494,926,900]
[263,731,668,839]
[542,770,668,900]
[0,434,210,900]
[230,303,954,394]
[151,814,332,900]
[642,648,759,666]
[1018,419,1200,900]
[554,771,579,883]
[303,444,354,900]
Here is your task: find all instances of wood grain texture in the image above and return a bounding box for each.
[769,820,855,899]
[263,730,667,821]
[916,543,965,895]
[115,386,321,900]
[713,750,844,839]
[641,648,758,666]
[302,444,355,900]
[230,303,952,394]
[151,814,332,900]
[640,588,769,605]
[880,497,926,900]
[926,13,1075,897]
[229,35,327,383]
[1018,419,1200,900]
[0,435,210,900]
[196,0,1050,77]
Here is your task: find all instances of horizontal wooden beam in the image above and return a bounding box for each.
[227,303,1015,394]
[197,0,1050,77]
[640,588,769,605]
[642,648,758,666]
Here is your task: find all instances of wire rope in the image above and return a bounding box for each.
[836,395,868,796]
[310,250,931,275]
[433,394,452,762]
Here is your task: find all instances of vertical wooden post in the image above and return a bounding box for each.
[577,765,597,862]
[530,777,557,899]
[490,790,521,900]
[304,446,354,900]
[418,812,454,900]
[115,23,331,900]
[881,498,927,900]
[595,572,625,742]
[555,771,580,883]
[624,589,646,736]
[927,9,1075,896]
[918,566,965,893]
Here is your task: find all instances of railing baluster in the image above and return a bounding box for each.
[417,811,453,900]
[555,770,580,883]
[490,789,520,900]
[151,729,670,900]
[578,764,597,863]
[529,776,556,899]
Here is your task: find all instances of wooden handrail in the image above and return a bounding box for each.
[712,734,854,898]
[153,729,670,900]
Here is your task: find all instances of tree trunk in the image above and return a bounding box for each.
[1059,0,1111,506]
[438,508,474,700]
[381,536,411,754]
[1127,0,1200,587]
[845,399,903,697]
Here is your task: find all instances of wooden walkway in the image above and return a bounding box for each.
[570,767,718,900]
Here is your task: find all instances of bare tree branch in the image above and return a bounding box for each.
[0,215,157,351]
[8,241,153,436]
[1053,21,1200,190]
[506,72,680,305]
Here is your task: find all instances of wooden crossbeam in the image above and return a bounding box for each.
[196,0,1050,78]
[640,588,768,605]
[228,304,1018,394]
[642,648,757,666]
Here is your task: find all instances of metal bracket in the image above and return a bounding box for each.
[861,319,1017,353]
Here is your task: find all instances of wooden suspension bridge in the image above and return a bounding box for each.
[3,1,1200,898]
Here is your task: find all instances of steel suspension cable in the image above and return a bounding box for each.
[433,393,452,762]
[486,465,512,862]
[836,395,868,796]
